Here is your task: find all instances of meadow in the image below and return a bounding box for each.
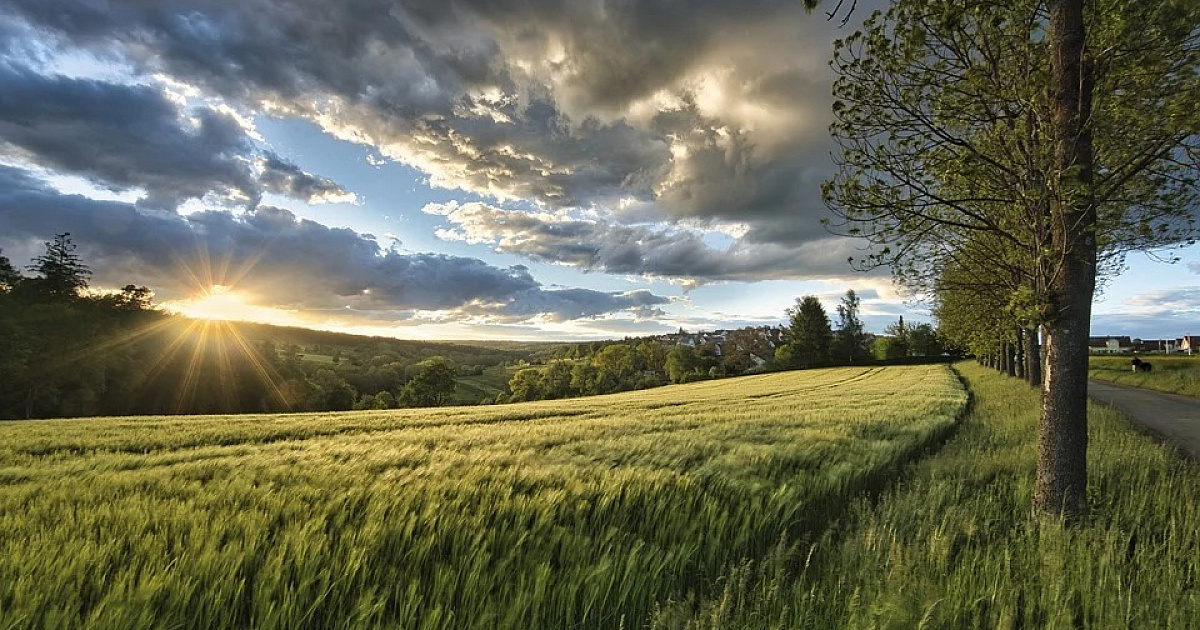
[651,363,1200,629]
[0,365,966,629]
[1089,354,1200,398]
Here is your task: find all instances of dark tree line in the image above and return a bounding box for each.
[0,235,516,419]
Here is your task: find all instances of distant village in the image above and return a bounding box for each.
[1088,335,1200,355]
[657,326,788,355]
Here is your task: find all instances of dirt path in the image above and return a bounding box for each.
[1089,380,1200,460]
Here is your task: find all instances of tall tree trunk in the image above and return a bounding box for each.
[1006,341,1017,377]
[1026,326,1043,387]
[1037,0,1096,519]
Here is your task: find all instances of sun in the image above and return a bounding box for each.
[175,285,255,322]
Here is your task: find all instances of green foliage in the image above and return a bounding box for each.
[0,249,18,291]
[665,344,699,383]
[784,296,832,366]
[311,369,356,411]
[907,322,943,357]
[774,343,798,366]
[873,316,911,360]
[636,341,669,376]
[399,356,457,407]
[507,367,545,402]
[540,360,574,399]
[0,236,548,418]
[570,361,603,396]
[26,233,92,300]
[720,329,774,374]
[0,365,966,629]
[651,363,1200,628]
[826,0,1199,379]
[873,336,906,361]
[593,344,641,384]
[832,290,869,363]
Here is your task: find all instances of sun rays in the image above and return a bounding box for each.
[172,285,281,323]
[63,238,300,414]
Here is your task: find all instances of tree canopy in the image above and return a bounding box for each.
[824,0,1199,517]
[27,233,92,301]
[784,296,833,366]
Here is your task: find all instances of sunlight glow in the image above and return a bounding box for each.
[175,285,253,321]
[163,285,304,329]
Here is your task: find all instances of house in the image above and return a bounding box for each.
[1088,336,1133,354]
[1182,336,1200,355]
[1132,338,1180,353]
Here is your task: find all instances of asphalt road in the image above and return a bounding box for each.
[1089,380,1200,460]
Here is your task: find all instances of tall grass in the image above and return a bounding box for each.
[0,365,965,629]
[1089,355,1200,398]
[652,362,1200,629]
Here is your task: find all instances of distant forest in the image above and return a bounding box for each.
[0,234,540,420]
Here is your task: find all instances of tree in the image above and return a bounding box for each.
[508,368,545,402]
[784,296,833,366]
[722,328,773,374]
[665,344,698,383]
[570,361,603,396]
[400,356,457,407]
[27,233,92,300]
[824,0,1199,517]
[832,290,869,363]
[373,390,397,409]
[635,341,668,376]
[311,368,356,411]
[879,316,911,359]
[0,250,19,291]
[907,323,942,357]
[541,360,574,399]
[593,344,640,389]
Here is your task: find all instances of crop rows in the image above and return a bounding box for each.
[0,365,966,629]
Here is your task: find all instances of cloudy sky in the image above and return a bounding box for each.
[0,0,1196,340]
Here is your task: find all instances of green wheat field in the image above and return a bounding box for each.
[3,363,1199,629]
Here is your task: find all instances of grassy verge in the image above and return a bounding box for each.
[0,366,965,630]
[1089,355,1200,398]
[653,362,1200,629]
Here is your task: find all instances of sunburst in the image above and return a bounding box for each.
[54,237,302,414]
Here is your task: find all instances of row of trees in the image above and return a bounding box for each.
[822,0,1199,516]
[775,291,948,367]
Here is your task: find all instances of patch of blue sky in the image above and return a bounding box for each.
[252,116,680,298]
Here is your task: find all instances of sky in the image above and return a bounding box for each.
[0,0,1196,341]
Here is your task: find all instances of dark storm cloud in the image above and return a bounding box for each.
[258,153,355,203]
[426,202,873,284]
[2,0,877,281]
[0,166,668,320]
[494,288,669,323]
[0,63,352,208]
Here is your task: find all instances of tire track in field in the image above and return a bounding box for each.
[745,367,887,400]
[1,366,911,482]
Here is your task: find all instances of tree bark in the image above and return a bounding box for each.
[1006,341,1018,378]
[1037,0,1095,519]
[1026,326,1043,387]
